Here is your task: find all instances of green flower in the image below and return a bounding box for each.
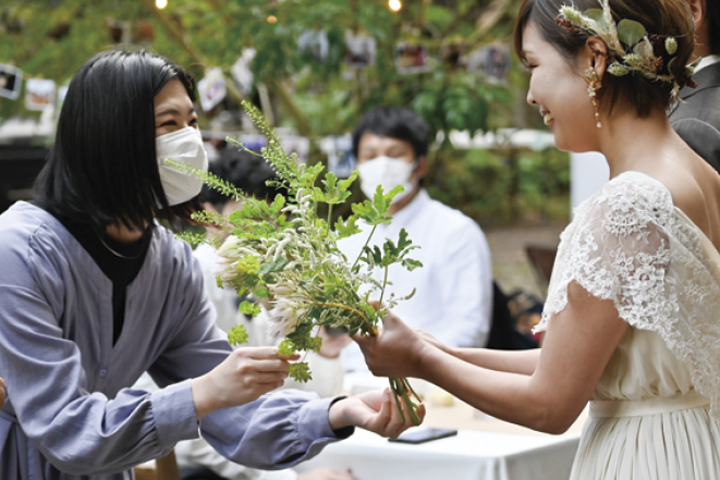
[623,53,645,69]
[228,325,249,346]
[560,6,584,26]
[665,37,678,55]
[608,64,631,76]
[288,362,312,383]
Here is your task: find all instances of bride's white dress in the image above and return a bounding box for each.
[536,171,720,479]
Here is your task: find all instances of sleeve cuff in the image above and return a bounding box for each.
[150,379,200,448]
[296,396,355,443]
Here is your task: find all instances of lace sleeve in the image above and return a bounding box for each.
[537,177,672,331]
[537,173,720,418]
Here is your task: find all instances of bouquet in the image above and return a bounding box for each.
[175,102,424,424]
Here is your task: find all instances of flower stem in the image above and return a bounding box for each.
[389,377,422,425]
[378,265,389,308]
[313,301,378,336]
[352,224,378,270]
[326,204,333,239]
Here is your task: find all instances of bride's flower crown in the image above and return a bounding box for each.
[556,0,698,98]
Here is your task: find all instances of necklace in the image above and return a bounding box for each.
[97,233,145,260]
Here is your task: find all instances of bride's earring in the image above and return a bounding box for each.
[584,66,602,128]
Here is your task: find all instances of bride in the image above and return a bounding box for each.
[356,0,720,478]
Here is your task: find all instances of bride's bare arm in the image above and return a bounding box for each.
[443,347,541,376]
[418,332,540,376]
[357,280,627,434]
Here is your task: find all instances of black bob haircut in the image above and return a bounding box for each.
[351,106,429,159]
[202,144,286,206]
[33,50,199,232]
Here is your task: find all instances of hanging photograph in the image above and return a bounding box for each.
[440,42,466,70]
[320,134,356,178]
[343,31,376,69]
[231,48,256,96]
[466,43,511,83]
[25,78,56,110]
[0,63,23,100]
[395,42,432,74]
[298,29,329,63]
[197,67,227,112]
[280,135,310,165]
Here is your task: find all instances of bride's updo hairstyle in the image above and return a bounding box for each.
[513,0,695,117]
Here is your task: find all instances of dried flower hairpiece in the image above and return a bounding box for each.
[556,0,698,98]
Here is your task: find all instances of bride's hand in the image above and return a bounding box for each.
[416,330,453,355]
[328,388,425,438]
[353,303,430,379]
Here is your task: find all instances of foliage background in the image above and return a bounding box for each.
[0,0,569,226]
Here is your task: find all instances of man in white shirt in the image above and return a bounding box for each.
[339,106,493,372]
[670,0,720,172]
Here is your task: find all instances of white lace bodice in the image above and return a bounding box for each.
[537,171,720,417]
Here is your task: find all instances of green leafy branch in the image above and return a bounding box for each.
[182,101,424,424]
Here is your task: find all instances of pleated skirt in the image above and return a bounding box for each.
[570,405,720,479]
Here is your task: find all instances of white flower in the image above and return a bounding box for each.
[268,300,302,337]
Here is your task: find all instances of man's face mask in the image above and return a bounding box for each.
[156,127,208,206]
[357,155,417,203]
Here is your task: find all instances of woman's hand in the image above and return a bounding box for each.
[328,389,425,439]
[317,326,352,359]
[191,347,299,419]
[0,376,5,409]
[353,307,431,379]
[415,330,453,355]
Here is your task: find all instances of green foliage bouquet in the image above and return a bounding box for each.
[175,101,424,424]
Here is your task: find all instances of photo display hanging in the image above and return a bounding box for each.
[298,29,329,63]
[343,31,376,69]
[395,42,432,74]
[25,78,56,111]
[320,134,357,178]
[198,67,227,112]
[0,63,23,100]
[231,48,256,96]
[466,43,511,83]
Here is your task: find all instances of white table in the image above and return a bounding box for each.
[295,427,580,480]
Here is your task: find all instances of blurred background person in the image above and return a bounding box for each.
[338,106,493,373]
[670,0,720,172]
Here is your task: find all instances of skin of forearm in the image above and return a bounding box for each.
[448,347,541,376]
[418,347,582,434]
[191,376,220,419]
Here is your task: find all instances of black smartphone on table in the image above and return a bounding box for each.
[388,428,458,444]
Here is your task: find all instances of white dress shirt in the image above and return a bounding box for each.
[339,189,493,372]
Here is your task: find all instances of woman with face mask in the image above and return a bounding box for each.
[0,50,420,480]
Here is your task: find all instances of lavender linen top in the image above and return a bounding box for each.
[0,202,342,480]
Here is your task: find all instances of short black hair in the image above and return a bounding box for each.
[33,50,198,231]
[351,106,429,159]
[707,0,720,55]
[202,143,285,206]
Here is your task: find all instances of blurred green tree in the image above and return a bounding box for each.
[0,0,533,138]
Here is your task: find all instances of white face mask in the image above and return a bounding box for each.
[156,127,208,206]
[357,155,417,204]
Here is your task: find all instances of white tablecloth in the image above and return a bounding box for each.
[295,427,580,480]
